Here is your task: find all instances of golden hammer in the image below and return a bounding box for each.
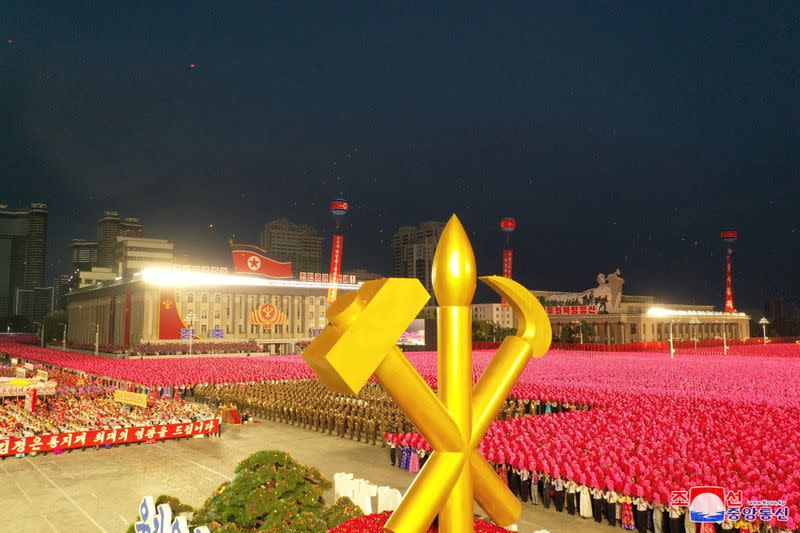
[302,214,551,533]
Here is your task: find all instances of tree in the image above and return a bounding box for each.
[189,450,362,532]
[472,320,515,342]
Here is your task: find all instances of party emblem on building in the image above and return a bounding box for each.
[248,303,287,328]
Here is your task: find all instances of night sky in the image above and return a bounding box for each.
[2,3,799,314]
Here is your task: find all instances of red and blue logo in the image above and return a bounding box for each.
[688,486,726,523]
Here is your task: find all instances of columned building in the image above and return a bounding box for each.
[536,290,750,344]
[66,268,359,354]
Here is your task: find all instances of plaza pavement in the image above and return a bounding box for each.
[2,419,613,533]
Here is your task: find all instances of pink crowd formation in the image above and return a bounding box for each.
[0,345,316,387]
[127,341,271,356]
[555,338,799,353]
[389,348,800,530]
[2,342,800,528]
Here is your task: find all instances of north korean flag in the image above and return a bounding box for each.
[230,243,293,278]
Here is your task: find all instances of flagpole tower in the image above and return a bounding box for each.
[327,198,349,303]
[720,230,738,313]
[499,217,516,306]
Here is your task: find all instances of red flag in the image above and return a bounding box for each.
[724,250,736,312]
[327,234,344,303]
[158,288,190,340]
[230,244,293,278]
[501,248,513,306]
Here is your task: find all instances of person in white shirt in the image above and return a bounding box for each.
[565,480,577,515]
[553,477,565,512]
[652,501,665,533]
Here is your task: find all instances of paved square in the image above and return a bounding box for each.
[3,419,613,532]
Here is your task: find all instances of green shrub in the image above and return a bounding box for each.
[191,450,338,532]
[323,497,364,530]
[127,450,361,532]
[155,494,194,514]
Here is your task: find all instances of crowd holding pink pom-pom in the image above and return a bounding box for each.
[3,342,800,530]
[386,349,800,532]
[0,345,315,388]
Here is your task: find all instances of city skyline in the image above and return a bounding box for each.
[1,201,787,315]
[3,3,799,314]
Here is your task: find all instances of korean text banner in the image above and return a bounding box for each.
[0,418,220,457]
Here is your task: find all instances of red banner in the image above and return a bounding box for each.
[547,305,599,316]
[328,234,344,303]
[230,244,293,279]
[0,418,220,457]
[725,250,736,312]
[501,249,513,306]
[158,288,190,340]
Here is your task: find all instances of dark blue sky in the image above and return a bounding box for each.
[2,3,798,313]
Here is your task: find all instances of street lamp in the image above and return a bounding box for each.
[185,311,197,356]
[689,318,700,349]
[59,323,67,350]
[33,321,44,347]
[89,323,100,356]
[669,319,679,359]
[571,320,583,345]
[715,320,728,355]
[758,317,769,344]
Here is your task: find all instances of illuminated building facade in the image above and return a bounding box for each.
[66,267,359,354]
[539,291,750,343]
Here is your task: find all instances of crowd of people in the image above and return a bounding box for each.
[193,380,588,450]
[0,345,316,387]
[194,380,412,445]
[0,366,213,442]
[380,350,800,532]
[2,342,800,530]
[128,340,271,356]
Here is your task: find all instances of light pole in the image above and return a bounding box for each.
[59,323,67,350]
[89,323,99,356]
[758,317,769,344]
[572,320,583,345]
[689,318,700,349]
[716,320,728,355]
[185,311,197,356]
[33,321,44,347]
[669,319,678,359]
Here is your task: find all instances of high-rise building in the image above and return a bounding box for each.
[764,297,785,322]
[54,274,73,310]
[70,239,99,271]
[392,221,445,296]
[15,286,54,324]
[342,268,384,282]
[115,236,174,276]
[259,219,323,277]
[96,212,144,268]
[0,203,48,320]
